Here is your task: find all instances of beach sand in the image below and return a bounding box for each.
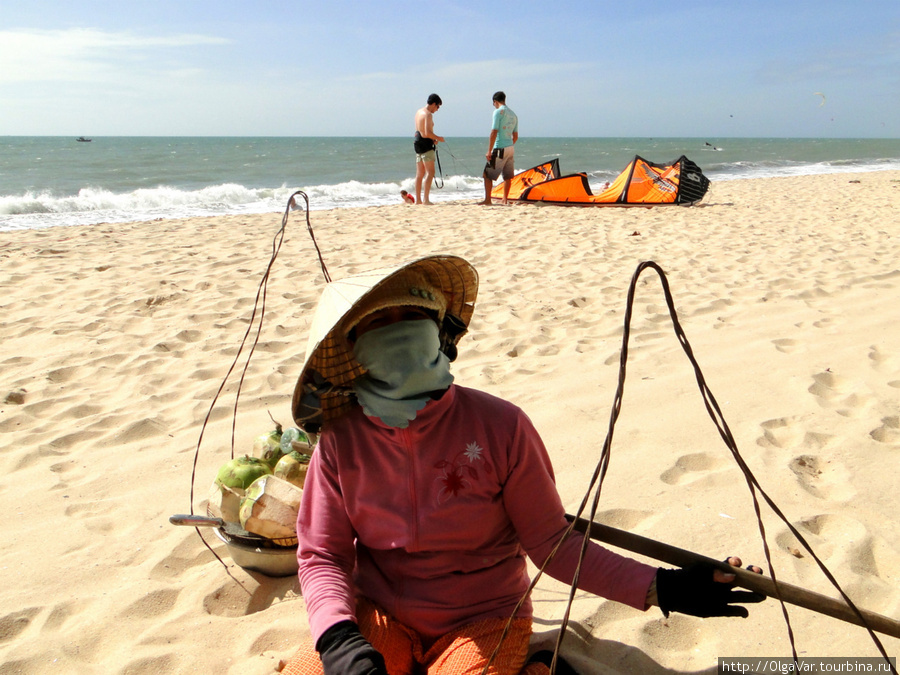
[1,171,899,674]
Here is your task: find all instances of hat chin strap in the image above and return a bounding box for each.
[439,312,467,362]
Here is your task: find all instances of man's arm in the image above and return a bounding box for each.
[485,130,498,159]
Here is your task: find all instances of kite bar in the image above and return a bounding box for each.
[566,515,900,639]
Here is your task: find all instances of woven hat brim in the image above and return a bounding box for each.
[291,255,478,432]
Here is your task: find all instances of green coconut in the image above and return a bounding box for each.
[279,426,309,452]
[210,455,273,523]
[215,455,273,490]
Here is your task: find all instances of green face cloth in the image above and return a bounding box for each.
[352,319,453,428]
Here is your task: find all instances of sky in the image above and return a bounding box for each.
[1,1,898,138]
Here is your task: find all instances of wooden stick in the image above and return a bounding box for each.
[567,515,900,639]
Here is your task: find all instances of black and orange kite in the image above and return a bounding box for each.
[491,155,710,206]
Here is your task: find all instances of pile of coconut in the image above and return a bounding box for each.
[207,422,313,543]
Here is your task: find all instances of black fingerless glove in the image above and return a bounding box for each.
[316,620,388,675]
[655,565,766,618]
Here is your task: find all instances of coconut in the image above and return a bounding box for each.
[207,480,244,523]
[239,475,303,541]
[279,426,309,452]
[274,447,312,489]
[251,426,285,468]
[215,455,273,490]
[211,455,273,523]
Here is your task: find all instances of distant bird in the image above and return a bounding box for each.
[814,92,826,107]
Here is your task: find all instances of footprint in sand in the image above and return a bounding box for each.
[175,329,203,343]
[0,606,41,645]
[12,444,69,472]
[637,613,712,653]
[54,403,104,420]
[247,627,304,657]
[594,508,656,530]
[43,599,90,631]
[690,298,734,317]
[756,417,835,451]
[775,513,859,562]
[116,588,181,621]
[567,296,594,309]
[869,416,900,444]
[149,536,220,581]
[868,345,897,373]
[64,501,118,535]
[772,338,801,354]
[98,416,168,447]
[633,330,667,344]
[807,370,874,418]
[46,365,81,384]
[757,417,807,449]
[659,452,734,486]
[788,454,854,501]
[776,514,900,608]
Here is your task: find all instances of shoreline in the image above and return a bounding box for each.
[2,170,899,674]
[3,166,899,235]
[4,147,900,233]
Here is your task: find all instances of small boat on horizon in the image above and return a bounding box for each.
[76,137,92,142]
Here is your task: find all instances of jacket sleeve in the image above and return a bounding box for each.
[501,411,658,610]
[296,434,359,643]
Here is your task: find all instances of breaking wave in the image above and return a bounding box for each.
[0,177,485,231]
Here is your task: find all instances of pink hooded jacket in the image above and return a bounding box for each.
[296,384,657,643]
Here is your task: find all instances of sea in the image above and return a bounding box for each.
[2,136,900,232]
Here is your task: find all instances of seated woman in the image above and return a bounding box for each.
[283,255,763,675]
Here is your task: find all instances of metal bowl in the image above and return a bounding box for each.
[213,528,299,577]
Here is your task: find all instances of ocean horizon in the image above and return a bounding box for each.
[2,136,900,232]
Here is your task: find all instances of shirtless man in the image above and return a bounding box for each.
[413,94,445,205]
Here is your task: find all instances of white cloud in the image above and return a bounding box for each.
[0,28,230,84]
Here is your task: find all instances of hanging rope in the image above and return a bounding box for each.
[186,191,311,569]
[485,260,895,675]
[438,141,477,191]
[433,145,445,190]
[291,191,330,283]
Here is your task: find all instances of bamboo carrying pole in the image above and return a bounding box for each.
[567,515,900,640]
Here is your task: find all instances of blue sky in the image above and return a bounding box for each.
[2,1,897,137]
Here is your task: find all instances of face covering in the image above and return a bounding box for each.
[352,319,453,428]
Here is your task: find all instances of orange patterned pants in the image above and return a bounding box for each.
[281,599,549,675]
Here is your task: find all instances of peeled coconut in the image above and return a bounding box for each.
[210,455,273,523]
[239,475,302,541]
[207,480,242,523]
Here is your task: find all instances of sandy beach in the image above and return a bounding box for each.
[1,171,899,674]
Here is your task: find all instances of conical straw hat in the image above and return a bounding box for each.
[292,255,478,433]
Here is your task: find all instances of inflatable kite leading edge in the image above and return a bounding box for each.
[492,155,710,206]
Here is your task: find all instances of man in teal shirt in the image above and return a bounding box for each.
[478,91,519,205]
